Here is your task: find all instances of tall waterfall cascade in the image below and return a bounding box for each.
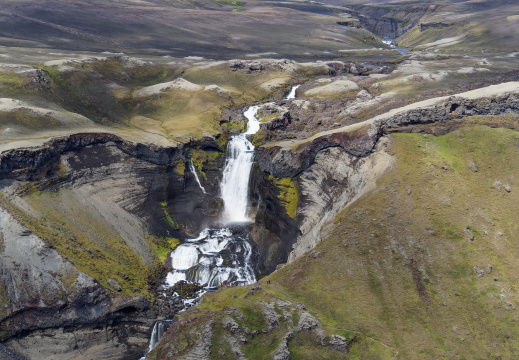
[220,104,265,224]
[166,86,299,289]
[142,86,300,358]
[165,102,265,289]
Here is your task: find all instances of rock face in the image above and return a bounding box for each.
[250,169,299,273]
[257,86,519,179]
[0,132,227,359]
[350,4,432,38]
[228,59,297,74]
[0,207,153,360]
[290,139,393,260]
[419,22,454,31]
[0,132,225,238]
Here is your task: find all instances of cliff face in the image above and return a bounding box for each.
[251,84,519,267]
[0,133,225,238]
[349,4,434,38]
[0,206,153,360]
[0,132,227,359]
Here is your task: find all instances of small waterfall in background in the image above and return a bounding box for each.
[286,84,300,99]
[382,37,409,55]
[189,160,206,194]
[141,86,299,358]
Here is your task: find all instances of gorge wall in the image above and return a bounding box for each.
[251,84,519,268]
[0,132,227,359]
[1,78,518,359]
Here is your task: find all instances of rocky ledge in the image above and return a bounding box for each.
[257,82,519,178]
[250,82,519,266]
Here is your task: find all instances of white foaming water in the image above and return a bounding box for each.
[166,227,256,288]
[171,246,199,270]
[189,160,207,194]
[165,271,186,285]
[286,84,300,99]
[219,104,264,224]
[382,37,409,55]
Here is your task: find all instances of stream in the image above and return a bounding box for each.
[382,37,409,55]
[141,85,300,358]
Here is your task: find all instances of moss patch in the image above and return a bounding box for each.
[269,176,299,220]
[148,235,180,264]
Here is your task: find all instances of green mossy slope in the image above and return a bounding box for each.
[270,125,519,358]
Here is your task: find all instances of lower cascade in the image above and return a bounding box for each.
[148,321,168,352]
[142,86,298,357]
[165,227,256,287]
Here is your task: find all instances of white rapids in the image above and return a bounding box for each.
[166,228,256,288]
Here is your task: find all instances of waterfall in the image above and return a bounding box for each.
[286,84,300,99]
[148,321,165,351]
[142,86,301,358]
[220,104,264,224]
[189,160,206,194]
[140,321,167,359]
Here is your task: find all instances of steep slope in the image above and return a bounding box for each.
[0,133,229,359]
[396,0,519,52]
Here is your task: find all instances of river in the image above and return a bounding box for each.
[382,37,409,55]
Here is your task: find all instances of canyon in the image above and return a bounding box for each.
[0,0,518,359]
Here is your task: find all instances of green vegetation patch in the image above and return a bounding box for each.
[269,176,299,220]
[190,149,222,181]
[85,57,177,87]
[148,235,180,264]
[160,201,186,230]
[0,110,61,131]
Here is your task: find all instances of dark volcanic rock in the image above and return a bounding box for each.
[0,132,225,238]
[419,22,455,31]
[0,132,230,359]
[250,168,299,272]
[257,121,380,178]
[167,281,203,299]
